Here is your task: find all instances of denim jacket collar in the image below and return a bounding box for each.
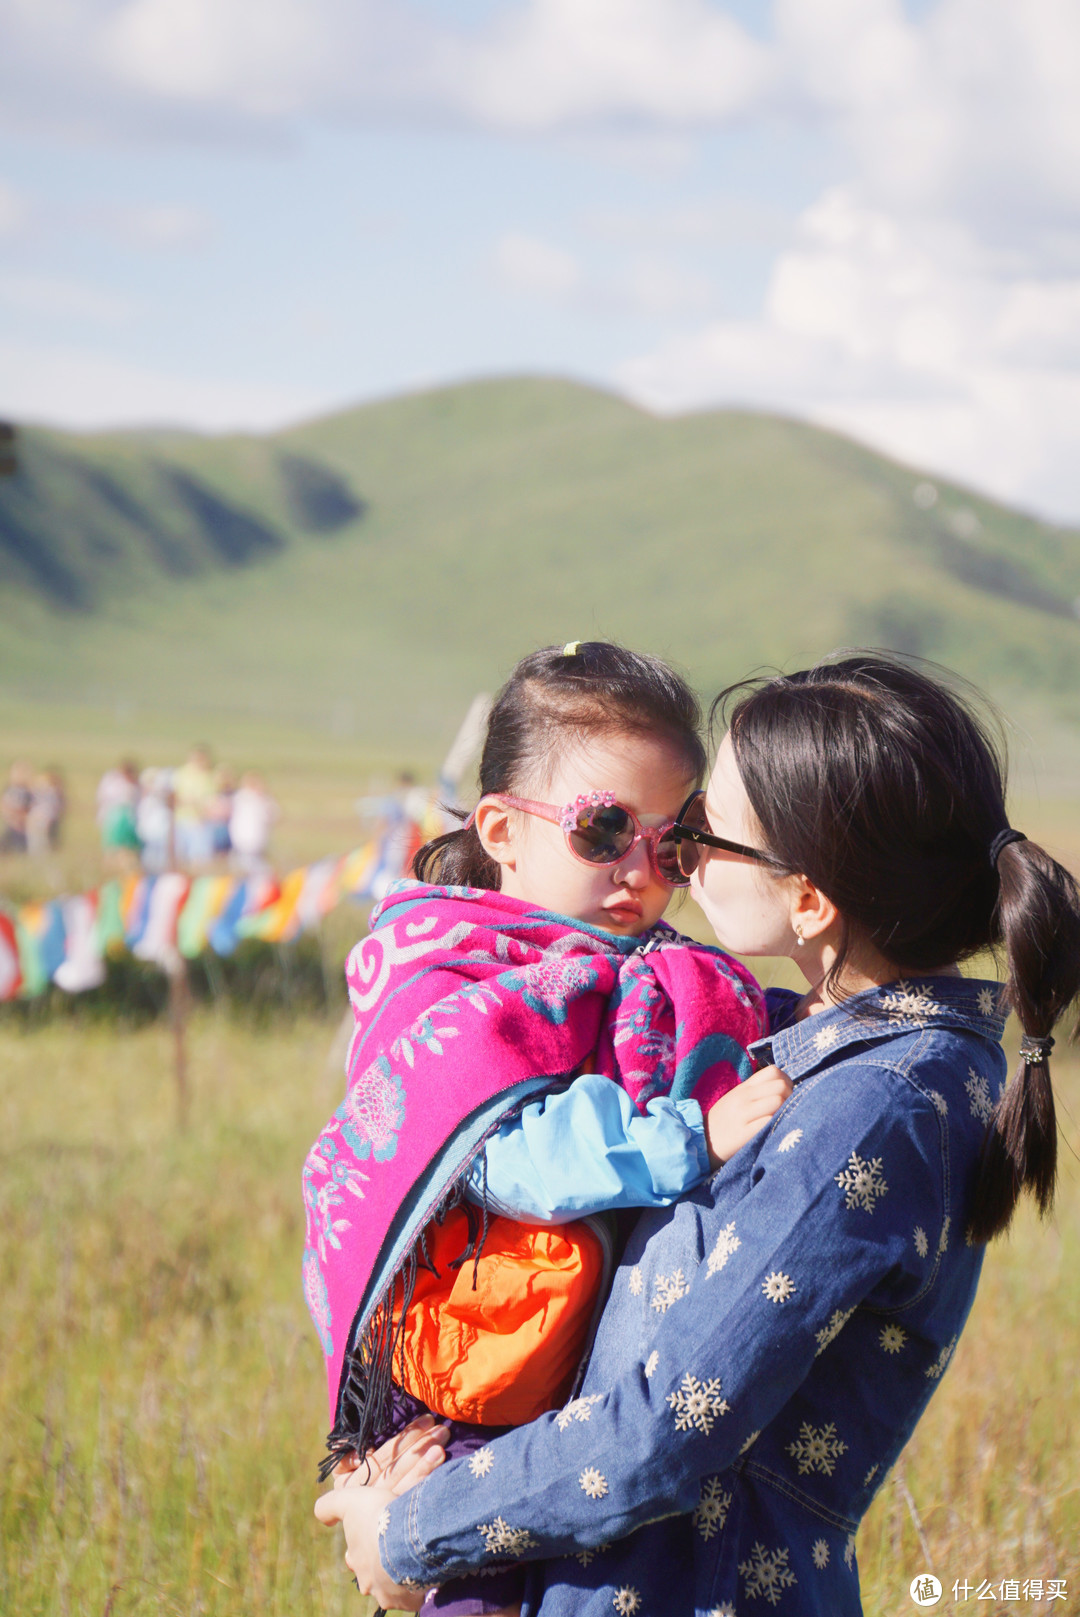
[751,974,1007,1082]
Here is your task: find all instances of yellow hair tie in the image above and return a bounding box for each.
[561,641,582,656]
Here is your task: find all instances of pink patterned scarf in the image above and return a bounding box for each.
[302,880,765,1457]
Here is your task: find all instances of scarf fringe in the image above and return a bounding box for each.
[318,1167,490,1482]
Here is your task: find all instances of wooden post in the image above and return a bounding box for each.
[167,953,190,1128]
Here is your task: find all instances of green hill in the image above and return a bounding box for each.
[2,376,1079,754]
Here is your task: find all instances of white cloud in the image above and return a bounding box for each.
[442,0,772,131]
[618,188,1080,519]
[0,273,134,323]
[584,196,790,248]
[775,0,1080,237]
[495,233,581,301]
[99,203,214,249]
[0,338,326,431]
[0,179,28,236]
[495,231,716,317]
[0,0,771,140]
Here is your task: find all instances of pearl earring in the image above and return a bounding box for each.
[794,925,805,947]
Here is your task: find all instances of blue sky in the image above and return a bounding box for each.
[2,0,1079,519]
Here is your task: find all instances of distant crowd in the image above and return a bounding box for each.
[96,746,279,875]
[0,762,66,856]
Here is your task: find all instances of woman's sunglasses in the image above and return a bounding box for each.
[491,791,690,887]
[669,789,774,878]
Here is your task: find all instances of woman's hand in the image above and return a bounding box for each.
[315,1415,450,1609]
[704,1065,793,1168]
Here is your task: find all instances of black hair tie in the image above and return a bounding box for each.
[989,827,1026,866]
[1019,1034,1054,1064]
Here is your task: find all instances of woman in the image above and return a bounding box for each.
[317,653,1080,1615]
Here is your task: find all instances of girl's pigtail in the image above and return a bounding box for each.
[412,814,500,890]
[969,836,1080,1242]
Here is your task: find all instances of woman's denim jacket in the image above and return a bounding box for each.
[380,975,1007,1615]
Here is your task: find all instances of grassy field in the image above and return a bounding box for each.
[1,1010,1077,1617]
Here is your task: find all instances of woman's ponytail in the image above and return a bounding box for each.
[968,835,1080,1242]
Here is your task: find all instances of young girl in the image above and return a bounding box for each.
[302,642,789,1615]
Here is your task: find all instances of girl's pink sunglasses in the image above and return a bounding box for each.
[474,790,689,887]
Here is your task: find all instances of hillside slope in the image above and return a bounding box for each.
[1,377,1078,748]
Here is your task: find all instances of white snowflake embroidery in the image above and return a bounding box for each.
[762,1270,796,1304]
[812,1539,830,1569]
[835,1151,888,1213]
[477,1516,539,1556]
[787,1421,847,1476]
[555,1395,603,1431]
[643,1350,659,1379]
[740,1429,761,1454]
[579,1467,608,1500]
[813,1022,840,1051]
[844,1533,857,1569]
[667,1372,731,1435]
[377,1507,390,1536]
[879,979,941,1027]
[628,1266,644,1297]
[575,1543,609,1567]
[928,1089,948,1115]
[777,1128,804,1153]
[468,1447,494,1479]
[863,1464,879,1488]
[976,986,997,1018]
[965,1068,994,1125]
[879,1323,907,1355]
[651,1269,688,1314]
[739,1542,798,1606]
[612,1586,642,1615]
[815,1307,855,1355]
[693,1476,732,1541]
[913,1225,929,1258]
[937,1216,950,1255]
[925,1334,958,1381]
[706,1221,741,1276]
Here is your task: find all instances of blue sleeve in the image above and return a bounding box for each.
[464,1073,710,1223]
[381,1062,946,1585]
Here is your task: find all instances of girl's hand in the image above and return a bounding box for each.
[704,1065,793,1168]
[332,1412,450,1490]
[315,1415,450,1608]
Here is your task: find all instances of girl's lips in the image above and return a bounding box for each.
[604,897,643,920]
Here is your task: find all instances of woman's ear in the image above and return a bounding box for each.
[789,876,838,945]
[473,798,518,874]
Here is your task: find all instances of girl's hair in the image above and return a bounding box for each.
[414,641,706,890]
[714,652,1080,1243]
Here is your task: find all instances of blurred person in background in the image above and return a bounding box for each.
[96,759,142,861]
[173,744,217,867]
[357,769,433,891]
[206,767,237,860]
[26,768,65,856]
[0,760,34,854]
[229,771,278,875]
[137,769,174,874]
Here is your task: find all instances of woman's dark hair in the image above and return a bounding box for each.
[714,652,1080,1243]
[413,641,706,890]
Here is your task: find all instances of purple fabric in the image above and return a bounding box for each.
[384,1385,523,1614]
[302,881,766,1417]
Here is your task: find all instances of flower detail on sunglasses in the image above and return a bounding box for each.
[559,790,617,832]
